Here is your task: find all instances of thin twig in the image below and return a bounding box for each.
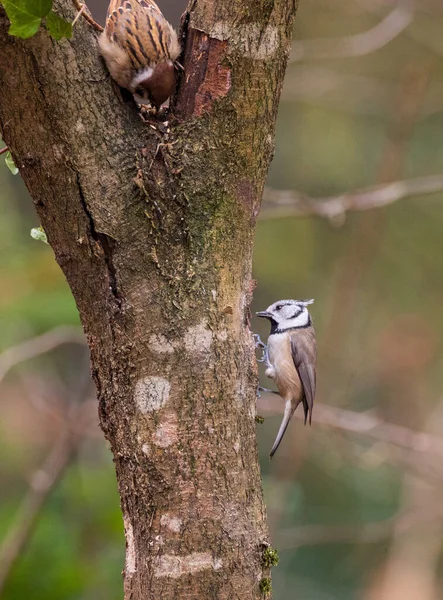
[72,3,86,27]
[0,326,86,385]
[261,174,443,223]
[290,5,414,62]
[71,0,103,32]
[0,146,9,156]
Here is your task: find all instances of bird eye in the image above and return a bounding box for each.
[275,305,282,311]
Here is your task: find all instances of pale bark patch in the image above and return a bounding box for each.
[154,552,223,579]
[135,376,170,413]
[184,320,213,354]
[210,23,279,59]
[149,333,175,354]
[124,517,136,575]
[141,443,150,456]
[160,514,182,533]
[217,329,228,342]
[152,414,179,448]
[75,119,86,133]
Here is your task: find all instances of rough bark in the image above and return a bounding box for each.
[0,1,298,597]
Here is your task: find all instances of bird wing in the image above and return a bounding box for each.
[290,327,317,425]
[105,0,173,68]
[106,0,160,21]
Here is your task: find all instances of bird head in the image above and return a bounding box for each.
[257,299,314,332]
[131,61,176,109]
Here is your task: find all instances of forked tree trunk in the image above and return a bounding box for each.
[0,0,299,597]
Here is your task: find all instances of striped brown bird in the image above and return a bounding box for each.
[98,0,180,108]
[256,299,317,457]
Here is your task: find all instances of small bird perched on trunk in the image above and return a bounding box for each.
[256,299,317,457]
[98,0,180,109]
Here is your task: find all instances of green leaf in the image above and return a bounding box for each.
[2,0,52,39]
[5,151,19,175]
[30,226,48,244]
[46,10,72,40]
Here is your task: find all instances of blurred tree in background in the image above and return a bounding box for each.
[2,0,443,598]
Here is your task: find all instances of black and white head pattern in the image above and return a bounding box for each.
[257,299,314,333]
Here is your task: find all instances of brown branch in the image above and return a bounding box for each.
[261,175,443,223]
[0,145,8,156]
[71,0,103,32]
[0,326,86,385]
[290,5,414,62]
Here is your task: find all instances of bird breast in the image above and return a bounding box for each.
[267,333,303,401]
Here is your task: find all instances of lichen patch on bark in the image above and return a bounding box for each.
[210,22,280,59]
[154,552,223,579]
[149,333,176,354]
[160,514,182,533]
[134,376,171,413]
[184,320,213,354]
[152,413,179,448]
[124,517,136,575]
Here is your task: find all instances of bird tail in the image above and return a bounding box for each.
[269,399,294,458]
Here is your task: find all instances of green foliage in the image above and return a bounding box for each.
[1,0,72,40]
[2,0,51,38]
[262,546,279,568]
[30,226,48,244]
[255,415,265,425]
[259,577,272,596]
[5,151,18,175]
[46,9,72,40]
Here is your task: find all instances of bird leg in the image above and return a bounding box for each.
[253,333,266,349]
[253,334,269,364]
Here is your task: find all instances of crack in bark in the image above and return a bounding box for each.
[76,173,121,304]
[97,232,120,304]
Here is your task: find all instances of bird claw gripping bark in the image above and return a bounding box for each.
[254,334,270,365]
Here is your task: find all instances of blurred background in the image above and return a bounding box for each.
[1,0,443,598]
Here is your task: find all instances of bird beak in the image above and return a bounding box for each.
[256,311,272,318]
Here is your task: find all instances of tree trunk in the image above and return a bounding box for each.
[0,0,298,597]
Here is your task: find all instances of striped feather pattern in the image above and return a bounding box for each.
[104,0,179,68]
